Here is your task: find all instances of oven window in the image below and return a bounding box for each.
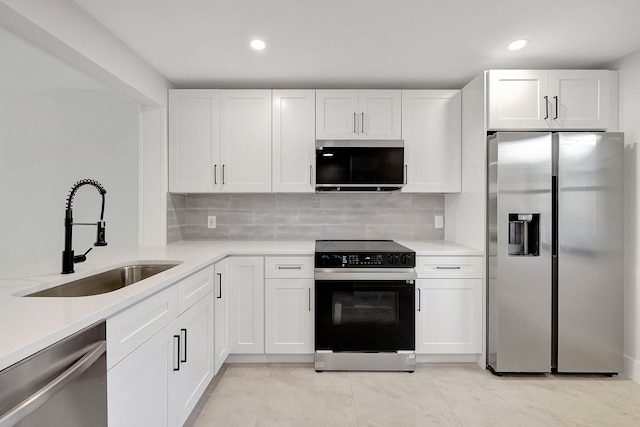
[332,291,398,325]
[315,280,415,352]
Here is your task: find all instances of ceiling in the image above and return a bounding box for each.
[73,0,640,89]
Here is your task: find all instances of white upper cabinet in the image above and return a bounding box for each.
[316,90,401,139]
[488,70,610,130]
[220,90,272,192]
[168,90,221,193]
[169,89,273,193]
[401,90,461,193]
[272,90,315,192]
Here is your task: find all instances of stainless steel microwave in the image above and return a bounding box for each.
[315,140,405,192]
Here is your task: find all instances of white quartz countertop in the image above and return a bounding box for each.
[0,240,481,370]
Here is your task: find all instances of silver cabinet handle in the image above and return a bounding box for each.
[0,341,106,427]
[217,272,222,299]
[277,266,302,270]
[222,164,226,185]
[214,164,218,185]
[309,165,313,186]
[361,112,364,134]
[417,288,421,311]
[544,96,549,119]
[353,112,357,133]
[435,266,462,270]
[553,95,559,119]
[404,165,408,185]
[308,288,311,312]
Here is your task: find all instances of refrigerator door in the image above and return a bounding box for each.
[488,132,552,373]
[556,132,624,373]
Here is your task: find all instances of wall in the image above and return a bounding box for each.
[611,47,640,383]
[0,89,139,273]
[167,193,444,243]
[0,0,173,249]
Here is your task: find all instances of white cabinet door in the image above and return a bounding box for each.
[272,90,315,192]
[265,278,314,354]
[228,257,265,353]
[488,69,610,130]
[168,89,221,192]
[213,259,229,374]
[488,70,549,130]
[315,90,359,139]
[107,324,174,427]
[359,90,402,139]
[220,90,272,192]
[549,70,609,129]
[315,90,401,140]
[401,90,461,193]
[416,278,482,354]
[173,294,215,427]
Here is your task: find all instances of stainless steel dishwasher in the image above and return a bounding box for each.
[0,320,107,427]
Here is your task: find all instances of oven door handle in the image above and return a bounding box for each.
[0,340,106,427]
[315,269,416,281]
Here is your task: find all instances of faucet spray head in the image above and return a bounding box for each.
[95,220,107,246]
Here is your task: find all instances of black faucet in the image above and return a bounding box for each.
[62,179,108,274]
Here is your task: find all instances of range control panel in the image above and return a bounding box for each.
[315,252,415,268]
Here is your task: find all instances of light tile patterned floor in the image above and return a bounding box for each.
[192,363,640,426]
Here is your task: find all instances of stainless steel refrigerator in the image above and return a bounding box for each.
[487,132,624,374]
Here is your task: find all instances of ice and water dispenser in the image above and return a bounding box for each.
[508,214,540,256]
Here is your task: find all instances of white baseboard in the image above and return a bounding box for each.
[623,354,640,383]
[416,354,479,363]
[227,353,481,365]
[227,354,314,364]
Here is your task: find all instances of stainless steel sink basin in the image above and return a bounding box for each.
[25,263,181,297]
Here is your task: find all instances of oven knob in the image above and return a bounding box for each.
[319,255,331,266]
[387,254,399,265]
[400,254,411,265]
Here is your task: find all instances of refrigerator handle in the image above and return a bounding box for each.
[552,176,558,256]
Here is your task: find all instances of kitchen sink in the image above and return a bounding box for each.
[25,263,181,297]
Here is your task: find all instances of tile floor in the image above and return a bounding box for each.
[191,363,640,426]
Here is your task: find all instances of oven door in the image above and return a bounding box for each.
[315,279,415,352]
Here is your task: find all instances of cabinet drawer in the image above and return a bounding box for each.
[107,286,177,369]
[416,256,483,279]
[265,256,314,279]
[177,266,214,314]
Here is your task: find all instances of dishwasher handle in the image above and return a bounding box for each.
[0,340,106,427]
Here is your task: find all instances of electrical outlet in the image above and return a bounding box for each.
[207,215,216,229]
[434,215,444,229]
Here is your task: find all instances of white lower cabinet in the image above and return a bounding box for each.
[173,294,215,426]
[108,322,175,427]
[228,257,265,353]
[264,256,314,354]
[415,256,483,354]
[107,266,215,427]
[213,258,229,373]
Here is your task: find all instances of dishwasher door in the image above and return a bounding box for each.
[0,320,107,427]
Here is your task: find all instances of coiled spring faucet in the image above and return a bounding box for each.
[62,179,107,274]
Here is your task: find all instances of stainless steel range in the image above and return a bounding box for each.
[314,240,417,372]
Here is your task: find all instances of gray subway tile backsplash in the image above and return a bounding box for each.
[167,193,445,242]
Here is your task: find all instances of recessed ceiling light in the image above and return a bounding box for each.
[250,39,266,50]
[508,39,528,51]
